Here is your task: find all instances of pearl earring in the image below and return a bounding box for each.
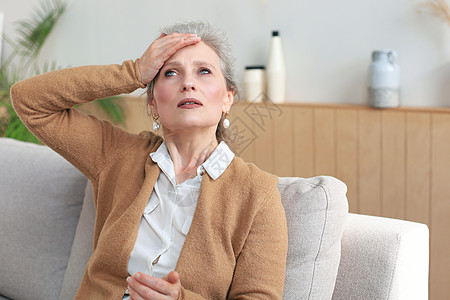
[223,112,230,129]
[152,114,160,132]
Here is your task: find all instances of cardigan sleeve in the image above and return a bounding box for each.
[228,182,288,299]
[10,60,150,181]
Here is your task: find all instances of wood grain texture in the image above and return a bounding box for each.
[381,111,406,219]
[358,110,381,216]
[313,108,336,176]
[336,109,359,213]
[293,107,314,177]
[229,104,256,163]
[273,108,294,176]
[405,112,431,225]
[430,113,450,300]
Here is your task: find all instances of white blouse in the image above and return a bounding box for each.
[124,141,234,296]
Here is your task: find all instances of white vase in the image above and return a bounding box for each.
[243,66,266,102]
[368,50,400,108]
[266,30,286,103]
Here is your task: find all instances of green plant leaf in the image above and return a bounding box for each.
[14,0,66,59]
[95,97,127,128]
[1,0,126,144]
[0,102,41,144]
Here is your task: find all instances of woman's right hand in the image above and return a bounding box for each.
[138,33,201,85]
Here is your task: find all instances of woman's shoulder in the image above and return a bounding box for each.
[137,130,164,151]
[106,130,164,165]
[230,156,277,182]
[225,156,279,201]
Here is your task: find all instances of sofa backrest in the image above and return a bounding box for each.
[0,138,87,300]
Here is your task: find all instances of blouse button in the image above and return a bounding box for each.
[152,255,160,265]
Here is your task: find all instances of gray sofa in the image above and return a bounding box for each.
[0,138,429,299]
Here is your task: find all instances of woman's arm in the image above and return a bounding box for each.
[11,32,201,181]
[228,184,289,299]
[11,60,147,181]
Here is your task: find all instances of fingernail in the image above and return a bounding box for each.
[135,273,140,279]
[127,277,132,284]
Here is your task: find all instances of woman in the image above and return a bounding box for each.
[11,21,288,299]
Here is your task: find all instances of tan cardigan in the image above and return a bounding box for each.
[11,60,288,299]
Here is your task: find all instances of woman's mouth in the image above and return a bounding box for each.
[177,98,203,109]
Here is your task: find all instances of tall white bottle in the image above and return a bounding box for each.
[266,30,286,103]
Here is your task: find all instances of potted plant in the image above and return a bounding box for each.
[0,0,125,144]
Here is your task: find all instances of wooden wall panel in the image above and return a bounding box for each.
[336,109,359,213]
[251,106,275,174]
[313,108,336,176]
[229,104,255,163]
[405,112,431,225]
[230,102,278,173]
[273,108,294,176]
[358,110,381,216]
[293,107,314,177]
[430,114,450,300]
[381,111,406,219]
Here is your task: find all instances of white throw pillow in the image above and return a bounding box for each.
[279,176,348,300]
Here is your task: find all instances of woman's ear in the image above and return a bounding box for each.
[223,90,234,113]
[147,94,158,116]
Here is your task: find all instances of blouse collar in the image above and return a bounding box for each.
[150,141,235,183]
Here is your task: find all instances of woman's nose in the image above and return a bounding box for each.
[182,82,196,91]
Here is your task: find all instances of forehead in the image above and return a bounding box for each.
[164,41,221,67]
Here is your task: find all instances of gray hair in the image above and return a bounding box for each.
[147,21,238,98]
[147,21,239,143]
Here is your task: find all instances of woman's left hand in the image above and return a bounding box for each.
[127,271,181,300]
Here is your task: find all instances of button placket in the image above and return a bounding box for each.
[150,184,178,273]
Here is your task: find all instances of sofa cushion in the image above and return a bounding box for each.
[0,138,87,300]
[279,176,348,300]
[59,181,95,300]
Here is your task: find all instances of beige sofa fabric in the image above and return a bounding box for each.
[279,177,348,299]
[332,213,429,300]
[0,138,87,300]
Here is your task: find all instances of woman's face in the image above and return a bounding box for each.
[150,41,234,136]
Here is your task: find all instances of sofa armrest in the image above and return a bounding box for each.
[332,213,429,300]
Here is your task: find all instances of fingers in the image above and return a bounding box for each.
[128,274,165,300]
[138,33,201,85]
[128,285,146,300]
[153,33,200,59]
[127,272,180,299]
[167,271,180,284]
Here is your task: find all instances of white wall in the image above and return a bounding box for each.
[1,0,450,106]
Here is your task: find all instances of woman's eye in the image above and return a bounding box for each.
[199,68,211,74]
[164,70,176,76]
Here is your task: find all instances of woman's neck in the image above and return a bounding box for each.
[163,129,218,184]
